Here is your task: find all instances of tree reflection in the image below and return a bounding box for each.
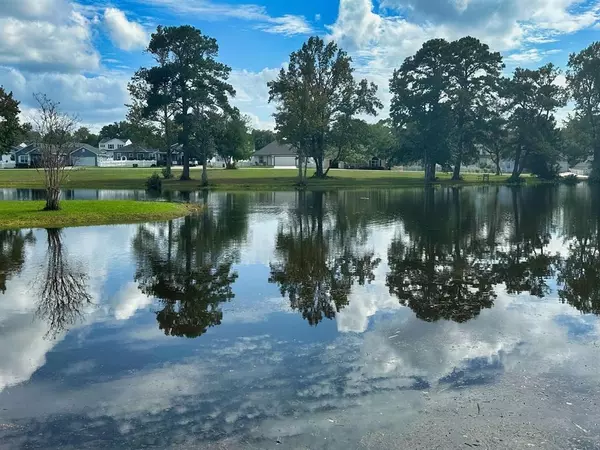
[0,229,35,293]
[35,228,93,338]
[558,188,600,314]
[133,193,247,337]
[269,192,381,325]
[386,187,497,323]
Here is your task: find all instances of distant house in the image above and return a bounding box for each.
[252,141,298,167]
[13,143,108,167]
[99,138,132,152]
[337,157,386,170]
[70,144,107,166]
[110,143,159,162]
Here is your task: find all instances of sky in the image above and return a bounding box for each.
[1,0,600,132]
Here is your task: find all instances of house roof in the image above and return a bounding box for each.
[253,141,297,157]
[120,143,158,153]
[99,137,129,144]
[70,143,103,155]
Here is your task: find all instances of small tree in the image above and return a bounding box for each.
[215,109,252,169]
[32,93,78,211]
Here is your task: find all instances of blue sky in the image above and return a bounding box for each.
[1,0,600,132]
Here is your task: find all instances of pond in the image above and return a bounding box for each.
[1,185,600,449]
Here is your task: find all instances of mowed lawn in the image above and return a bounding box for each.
[0,200,197,229]
[0,167,515,190]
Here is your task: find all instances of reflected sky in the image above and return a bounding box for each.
[1,186,600,449]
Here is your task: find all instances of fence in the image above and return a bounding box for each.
[97,159,156,168]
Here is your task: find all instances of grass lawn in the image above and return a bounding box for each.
[0,200,199,230]
[0,167,529,191]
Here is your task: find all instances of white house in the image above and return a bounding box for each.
[252,141,298,167]
[99,138,132,152]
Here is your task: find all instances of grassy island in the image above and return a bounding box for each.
[0,167,529,191]
[0,200,199,230]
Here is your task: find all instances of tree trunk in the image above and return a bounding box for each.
[495,157,501,176]
[315,155,324,178]
[297,155,304,185]
[180,94,190,181]
[452,159,462,181]
[590,146,600,183]
[509,147,521,182]
[201,156,208,187]
[44,187,61,211]
[425,162,436,182]
[164,107,172,179]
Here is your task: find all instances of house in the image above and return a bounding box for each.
[69,144,107,166]
[111,143,159,162]
[337,157,386,170]
[252,141,298,167]
[13,143,43,167]
[98,137,132,152]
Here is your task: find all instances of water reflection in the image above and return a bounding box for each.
[0,229,35,292]
[35,229,93,338]
[269,191,381,325]
[133,193,248,337]
[2,186,600,448]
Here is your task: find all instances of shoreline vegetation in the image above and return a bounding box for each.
[0,200,200,230]
[0,167,542,191]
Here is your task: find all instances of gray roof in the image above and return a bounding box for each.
[69,143,103,154]
[253,141,297,157]
[99,137,129,144]
[120,143,158,153]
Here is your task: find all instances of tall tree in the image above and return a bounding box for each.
[145,25,235,182]
[567,42,600,181]
[390,39,453,181]
[251,129,276,151]
[128,44,178,177]
[268,36,381,179]
[480,97,509,176]
[447,37,504,180]
[0,87,21,154]
[504,64,567,181]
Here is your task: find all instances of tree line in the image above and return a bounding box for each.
[4,26,600,184]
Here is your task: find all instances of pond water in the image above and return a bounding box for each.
[1,185,600,449]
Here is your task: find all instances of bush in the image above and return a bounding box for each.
[561,174,580,185]
[145,172,162,191]
[161,167,174,179]
[133,163,139,168]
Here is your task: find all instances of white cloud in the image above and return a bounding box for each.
[112,282,153,320]
[103,7,149,51]
[229,67,280,130]
[0,0,71,22]
[0,12,99,72]
[505,48,562,63]
[143,0,314,36]
[0,68,130,131]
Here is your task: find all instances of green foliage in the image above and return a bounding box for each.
[390,39,454,181]
[251,129,276,151]
[268,36,382,179]
[161,166,174,179]
[0,86,21,154]
[146,172,163,191]
[214,108,252,168]
[446,36,504,179]
[504,64,567,180]
[143,25,235,182]
[72,127,99,146]
[567,42,600,180]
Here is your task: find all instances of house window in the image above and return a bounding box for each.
[129,152,134,159]
[115,153,120,159]
[118,144,124,148]
[108,144,115,150]
[18,155,28,164]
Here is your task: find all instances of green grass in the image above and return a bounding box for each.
[0,167,533,191]
[0,200,199,230]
